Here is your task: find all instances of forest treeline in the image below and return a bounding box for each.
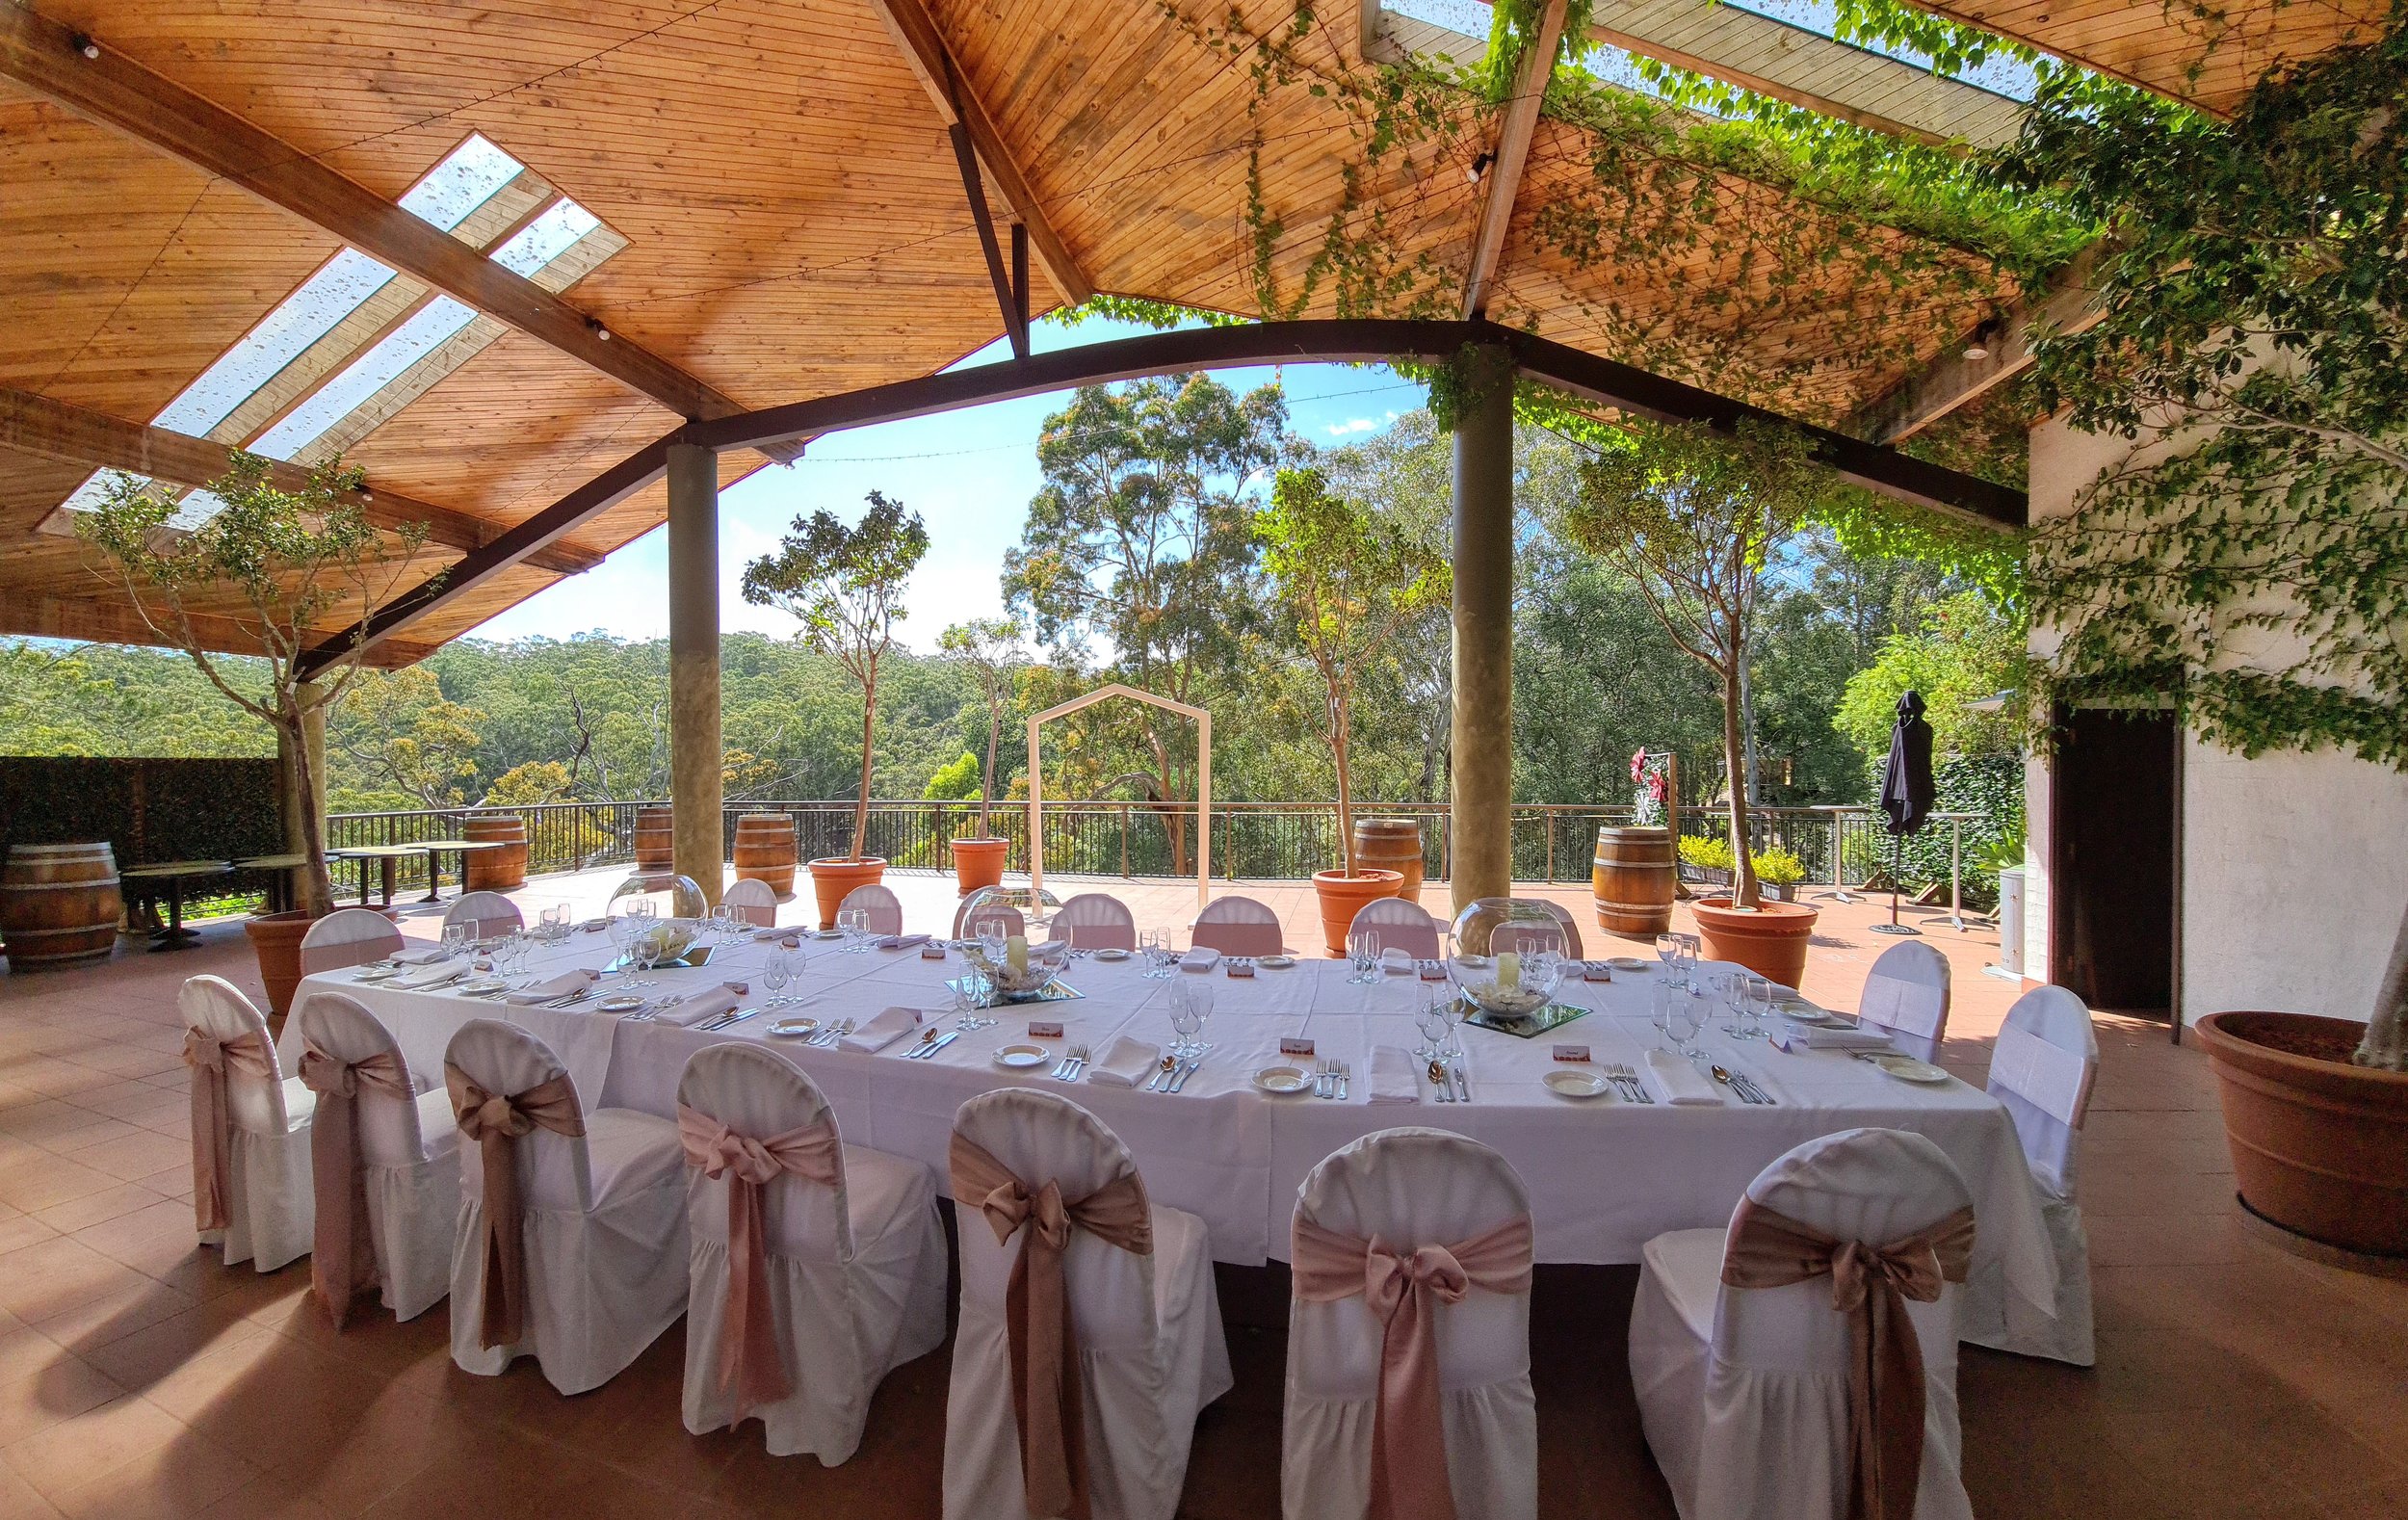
[1,398,2021,825]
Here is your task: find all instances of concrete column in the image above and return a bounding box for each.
[667,442,724,904]
[1450,345,1515,917]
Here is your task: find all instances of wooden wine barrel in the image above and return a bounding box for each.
[634,806,675,881]
[1351,818,1426,905]
[463,813,528,891]
[732,813,797,899]
[1,843,123,970]
[1592,826,1676,937]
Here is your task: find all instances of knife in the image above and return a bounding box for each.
[1453,1066,1472,1103]
[1167,1058,1198,1093]
[914,1031,960,1060]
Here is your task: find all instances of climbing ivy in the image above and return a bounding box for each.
[2003,11,2408,768]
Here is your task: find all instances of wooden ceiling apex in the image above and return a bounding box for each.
[1461,0,1570,320]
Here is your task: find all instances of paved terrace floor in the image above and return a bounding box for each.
[0,868,2401,1519]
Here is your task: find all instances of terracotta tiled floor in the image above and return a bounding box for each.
[1,872,2402,1519]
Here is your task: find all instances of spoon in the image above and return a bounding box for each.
[1710,1065,1756,1104]
[1148,1056,1177,1090]
[1428,1059,1453,1102]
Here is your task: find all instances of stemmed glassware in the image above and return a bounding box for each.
[1661,980,1705,1059]
[1140,929,1179,980]
[762,949,797,1008]
[1347,928,1383,985]
[838,907,872,952]
[1413,989,1451,1060]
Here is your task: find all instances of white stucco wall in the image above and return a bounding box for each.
[2026,413,2408,1025]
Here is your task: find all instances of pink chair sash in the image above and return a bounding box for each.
[299,1046,411,1328]
[1291,1211,1534,1520]
[676,1103,843,1412]
[182,1027,276,1234]
[1720,1200,1977,1520]
[445,1061,586,1350]
[949,1134,1153,1520]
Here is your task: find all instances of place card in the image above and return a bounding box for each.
[724,982,749,996]
[1416,959,1448,981]
[1280,1036,1315,1057]
[1581,961,1612,983]
[1552,1043,1591,1062]
[1225,959,1256,978]
[920,941,948,959]
[1028,1019,1065,1038]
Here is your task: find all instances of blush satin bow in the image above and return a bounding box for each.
[182,1026,277,1234]
[948,1134,1153,1520]
[1720,1199,1977,1520]
[1291,1212,1533,1520]
[298,1045,411,1327]
[676,1104,842,1412]
[445,1061,585,1350]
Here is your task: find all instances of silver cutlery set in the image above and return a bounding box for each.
[1711,1065,1775,1104]
[1428,1060,1472,1103]
[903,1027,960,1060]
[1313,1060,1349,1099]
[1603,1063,1654,1103]
[1144,1056,1201,1092]
[1050,1045,1089,1081]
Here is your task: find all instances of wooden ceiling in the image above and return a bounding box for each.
[0,0,2373,665]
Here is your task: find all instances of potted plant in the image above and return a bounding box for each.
[937,616,1025,894]
[1566,420,1825,985]
[1257,466,1451,954]
[741,490,929,929]
[1677,834,1734,888]
[78,453,437,1012]
[1754,847,1807,904]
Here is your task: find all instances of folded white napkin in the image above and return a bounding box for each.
[1379,947,1415,973]
[648,986,742,1027]
[1033,938,1069,964]
[1645,1049,1724,1105]
[1086,1035,1161,1087]
[1366,1045,1420,1105]
[839,1005,925,1054]
[876,932,931,951]
[392,945,448,966]
[1180,947,1221,973]
[1773,1019,1896,1052]
[392,959,466,990]
[505,970,596,1005]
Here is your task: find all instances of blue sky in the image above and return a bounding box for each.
[472,317,1432,654]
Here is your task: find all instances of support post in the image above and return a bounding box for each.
[1450,345,1516,916]
[667,443,723,904]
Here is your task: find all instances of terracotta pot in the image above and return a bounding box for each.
[806,856,888,931]
[950,837,1009,896]
[1689,896,1819,989]
[2195,1011,2408,1260]
[1311,868,1403,957]
[245,908,321,1019]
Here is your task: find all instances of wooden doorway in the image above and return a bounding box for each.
[2051,706,2181,1026]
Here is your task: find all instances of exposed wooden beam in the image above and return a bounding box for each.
[1461,0,1569,319]
[0,388,602,576]
[947,70,1029,360]
[0,6,798,462]
[0,593,432,668]
[301,435,677,676]
[1849,248,2104,444]
[865,0,1093,305]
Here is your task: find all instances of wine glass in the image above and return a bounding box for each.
[1184,979,1215,1051]
[1167,983,1202,1058]
[1348,927,1383,985]
[1654,930,1680,978]
[763,949,794,1008]
[605,912,639,985]
[1665,986,1705,1060]
[1414,991,1449,1060]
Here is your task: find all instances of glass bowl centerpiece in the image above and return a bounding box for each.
[607,872,709,967]
[955,885,1065,1002]
[1448,897,1571,1021]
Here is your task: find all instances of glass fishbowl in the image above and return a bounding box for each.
[1448,898,1571,1019]
[606,872,709,967]
[954,884,1061,945]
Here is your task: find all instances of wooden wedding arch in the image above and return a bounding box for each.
[1025,683,1212,913]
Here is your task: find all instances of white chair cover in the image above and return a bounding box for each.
[1345,897,1441,961]
[298,907,405,975]
[676,1044,948,1461]
[297,991,459,1321]
[1962,984,2098,1366]
[1055,893,1139,952]
[1629,1128,1976,1520]
[943,1089,1232,1520]
[442,891,523,938]
[723,878,779,928]
[1283,1128,1536,1520]
[443,1019,689,1395]
[1859,940,1951,1060]
[1191,896,1284,957]
[180,976,315,1271]
[956,900,1026,940]
[837,882,903,935]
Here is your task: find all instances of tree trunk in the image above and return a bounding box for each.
[281,699,333,917]
[1331,678,1356,876]
[851,682,876,862]
[979,694,1001,838]
[2356,897,2408,1071]
[1738,654,1762,805]
[1722,658,1761,910]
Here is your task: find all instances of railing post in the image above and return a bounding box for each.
[1545,811,1556,881]
[1120,804,1130,878]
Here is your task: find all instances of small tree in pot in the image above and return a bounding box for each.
[1565,420,1832,982]
[1257,466,1451,954]
[77,452,437,1009]
[937,616,1026,893]
[742,491,929,926]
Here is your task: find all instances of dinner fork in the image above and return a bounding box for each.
[1313,1059,1333,1099]
[1335,1061,1349,1101]
[810,1018,853,1048]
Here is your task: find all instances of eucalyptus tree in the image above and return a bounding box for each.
[741,491,929,861]
[937,616,1028,837]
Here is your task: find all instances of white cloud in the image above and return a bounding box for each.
[1322,416,1380,437]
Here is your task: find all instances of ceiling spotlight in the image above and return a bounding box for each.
[588,318,611,341]
[1963,316,2002,361]
[1466,150,1493,185]
[69,32,100,60]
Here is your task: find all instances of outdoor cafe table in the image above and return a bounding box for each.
[411,838,507,904]
[282,933,2058,1319]
[334,844,428,908]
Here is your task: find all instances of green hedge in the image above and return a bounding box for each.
[0,757,281,882]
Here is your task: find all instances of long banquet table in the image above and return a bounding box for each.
[283,926,2059,1319]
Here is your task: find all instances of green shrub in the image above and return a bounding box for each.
[1754,847,1807,886]
[1679,834,1734,870]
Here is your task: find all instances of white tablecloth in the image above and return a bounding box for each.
[283,932,2058,1318]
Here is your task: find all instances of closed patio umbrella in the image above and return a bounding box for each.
[1874,691,1936,935]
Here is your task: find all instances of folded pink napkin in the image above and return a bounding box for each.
[876,933,931,951]
[840,1006,925,1054]
[649,986,742,1027]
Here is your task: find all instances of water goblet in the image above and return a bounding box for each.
[1664,988,1704,1060]
[1654,930,1680,978]
[1348,928,1383,985]
[1167,983,1202,1059]
[763,950,794,1008]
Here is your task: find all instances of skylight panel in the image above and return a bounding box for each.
[493,201,603,277]
[397,134,526,231]
[150,250,400,438]
[249,298,481,460]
